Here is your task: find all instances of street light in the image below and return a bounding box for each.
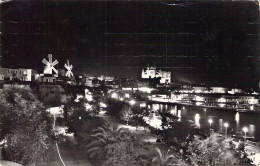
[140,103,146,107]
[129,99,135,105]
[125,93,130,98]
[111,93,118,99]
[224,122,229,139]
[242,127,248,143]
[208,119,213,128]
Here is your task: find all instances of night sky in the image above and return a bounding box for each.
[1,1,260,89]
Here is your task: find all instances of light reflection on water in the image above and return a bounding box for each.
[177,110,181,121]
[219,119,223,132]
[249,124,255,136]
[235,112,239,123]
[151,103,259,141]
[194,114,200,128]
[235,112,240,130]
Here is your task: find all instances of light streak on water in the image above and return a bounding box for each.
[170,109,177,116]
[177,110,181,121]
[235,112,240,123]
[249,124,255,136]
[194,114,200,128]
[219,119,223,132]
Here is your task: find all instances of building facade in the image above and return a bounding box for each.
[141,65,171,84]
[210,87,228,93]
[0,68,38,81]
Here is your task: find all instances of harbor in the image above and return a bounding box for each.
[148,102,260,141]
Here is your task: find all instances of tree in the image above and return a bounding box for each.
[160,116,208,153]
[89,89,104,116]
[85,124,128,160]
[65,98,93,134]
[119,104,132,125]
[106,98,127,119]
[158,111,178,129]
[0,86,54,166]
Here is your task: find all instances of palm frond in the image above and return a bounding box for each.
[152,156,158,162]
[87,146,101,154]
[89,150,97,159]
[155,147,163,160]
[91,132,106,137]
[165,154,175,163]
[86,140,101,148]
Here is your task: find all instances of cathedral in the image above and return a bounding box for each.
[141,65,171,84]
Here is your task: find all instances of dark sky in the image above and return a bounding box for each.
[1,0,260,89]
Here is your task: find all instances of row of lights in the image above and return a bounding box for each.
[111,92,130,99]
[208,118,248,141]
[111,92,136,105]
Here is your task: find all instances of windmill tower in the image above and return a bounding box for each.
[64,60,73,78]
[42,54,59,76]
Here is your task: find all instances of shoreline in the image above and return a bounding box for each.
[148,99,260,114]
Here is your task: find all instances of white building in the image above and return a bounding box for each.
[141,65,171,84]
[141,65,157,79]
[193,86,209,93]
[210,87,228,93]
[0,68,38,81]
[98,75,114,81]
[228,88,243,94]
[221,95,258,105]
[35,74,56,83]
[159,71,171,84]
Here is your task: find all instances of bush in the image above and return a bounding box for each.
[103,141,156,166]
[187,133,252,166]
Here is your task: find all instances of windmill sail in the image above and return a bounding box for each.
[42,54,59,75]
[64,60,73,78]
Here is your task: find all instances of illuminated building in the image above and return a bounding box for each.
[141,65,171,84]
[0,67,38,81]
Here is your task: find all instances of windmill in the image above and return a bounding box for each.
[42,54,59,75]
[64,60,73,78]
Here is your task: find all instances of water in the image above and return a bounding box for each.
[150,103,260,141]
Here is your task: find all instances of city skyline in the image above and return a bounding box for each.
[1,1,260,89]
